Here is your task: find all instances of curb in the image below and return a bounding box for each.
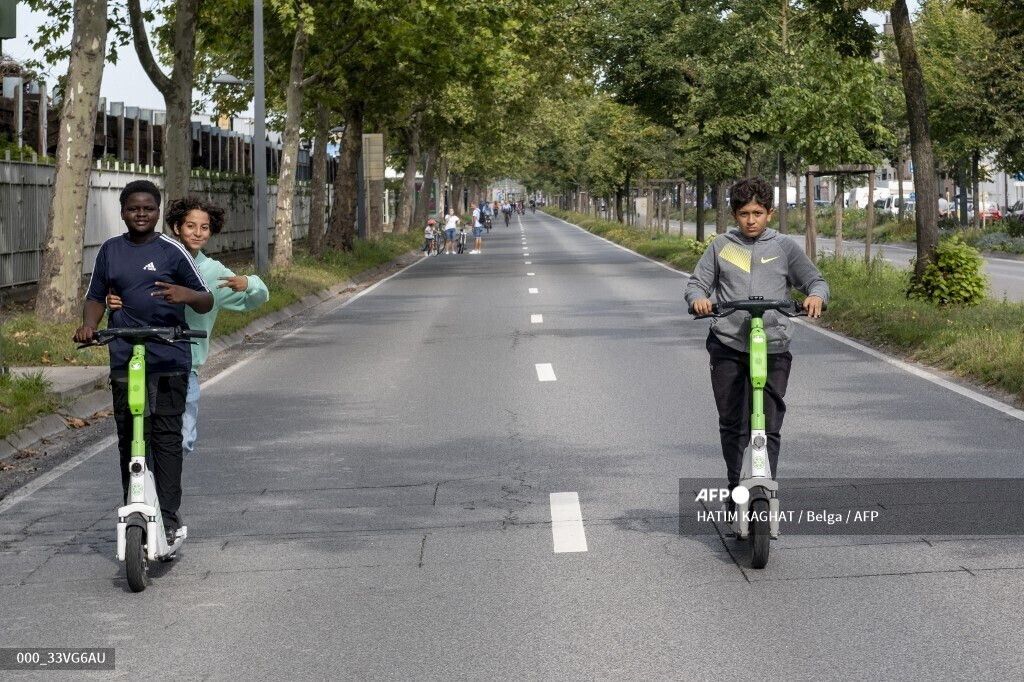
[0,252,417,464]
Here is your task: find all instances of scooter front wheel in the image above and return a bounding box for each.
[125,525,149,592]
[749,497,770,569]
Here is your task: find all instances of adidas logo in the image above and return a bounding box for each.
[142,261,156,271]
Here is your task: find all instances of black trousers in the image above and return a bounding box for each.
[706,331,792,487]
[111,373,189,529]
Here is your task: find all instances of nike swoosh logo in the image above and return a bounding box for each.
[760,256,780,264]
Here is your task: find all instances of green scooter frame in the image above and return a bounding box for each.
[693,297,816,569]
[80,326,205,592]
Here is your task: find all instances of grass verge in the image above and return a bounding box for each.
[546,207,1024,404]
[0,373,59,441]
[0,233,420,440]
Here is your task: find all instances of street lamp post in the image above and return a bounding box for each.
[251,0,268,274]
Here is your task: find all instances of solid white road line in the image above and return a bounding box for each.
[550,492,588,553]
[529,287,539,294]
[535,363,557,382]
[0,435,117,515]
[531,314,544,324]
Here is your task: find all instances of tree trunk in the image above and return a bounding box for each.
[414,146,438,228]
[896,150,905,221]
[971,149,981,230]
[36,0,108,322]
[127,0,199,203]
[451,175,464,216]
[615,186,624,223]
[437,155,449,221]
[891,0,940,276]
[956,161,968,225]
[834,176,844,259]
[777,152,788,234]
[715,180,729,234]
[624,170,633,225]
[271,20,308,268]
[695,169,706,241]
[395,116,420,234]
[326,105,362,252]
[307,102,329,257]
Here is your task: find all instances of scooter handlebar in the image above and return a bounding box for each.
[76,326,207,348]
[689,298,826,320]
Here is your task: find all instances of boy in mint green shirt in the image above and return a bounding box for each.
[108,196,269,454]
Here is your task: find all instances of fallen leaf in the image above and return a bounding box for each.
[91,409,114,418]
[65,417,88,428]
[41,352,52,365]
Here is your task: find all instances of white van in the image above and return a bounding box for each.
[847,187,889,209]
[873,195,915,217]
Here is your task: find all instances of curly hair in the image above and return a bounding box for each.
[119,180,161,208]
[164,196,226,235]
[730,177,774,213]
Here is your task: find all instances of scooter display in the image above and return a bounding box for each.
[79,326,206,591]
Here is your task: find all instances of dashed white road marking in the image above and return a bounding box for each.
[535,363,557,382]
[525,261,532,265]
[531,314,543,324]
[524,252,530,256]
[527,272,535,276]
[528,287,539,294]
[550,492,588,553]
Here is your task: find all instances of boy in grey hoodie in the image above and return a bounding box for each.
[685,177,828,489]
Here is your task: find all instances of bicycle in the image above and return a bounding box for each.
[78,326,206,592]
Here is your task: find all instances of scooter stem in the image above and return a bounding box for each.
[749,317,767,432]
[128,344,147,503]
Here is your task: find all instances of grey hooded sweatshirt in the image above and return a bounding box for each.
[684,228,829,354]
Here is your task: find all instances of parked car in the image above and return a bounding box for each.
[977,201,1002,221]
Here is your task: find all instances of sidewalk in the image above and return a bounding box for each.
[0,250,420,463]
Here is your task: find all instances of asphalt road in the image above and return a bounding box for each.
[2,211,1023,679]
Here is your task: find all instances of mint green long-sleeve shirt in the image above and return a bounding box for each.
[185,251,270,369]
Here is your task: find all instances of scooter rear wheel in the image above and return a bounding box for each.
[125,525,148,592]
[749,497,770,569]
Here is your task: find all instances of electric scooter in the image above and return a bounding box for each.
[79,326,206,592]
[692,297,819,568]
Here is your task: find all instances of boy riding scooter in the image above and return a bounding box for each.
[685,177,828,515]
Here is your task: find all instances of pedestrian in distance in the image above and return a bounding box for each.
[424,218,438,255]
[106,196,270,456]
[73,180,214,545]
[443,210,460,254]
[685,176,829,498]
[470,201,484,254]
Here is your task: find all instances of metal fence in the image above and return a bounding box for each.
[0,160,332,288]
